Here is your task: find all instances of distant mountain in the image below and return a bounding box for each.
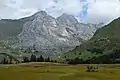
[0,15,36,40]
[0,11,103,57]
[0,19,23,40]
[18,11,102,56]
[61,17,120,62]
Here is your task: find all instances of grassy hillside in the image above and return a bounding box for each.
[61,17,120,63]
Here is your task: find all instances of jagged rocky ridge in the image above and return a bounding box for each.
[18,11,103,56]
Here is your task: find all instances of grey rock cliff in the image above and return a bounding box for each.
[18,11,103,56]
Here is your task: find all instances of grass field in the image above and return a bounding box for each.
[0,63,120,80]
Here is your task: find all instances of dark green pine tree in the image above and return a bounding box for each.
[45,57,50,62]
[37,55,44,62]
[30,54,37,62]
[3,58,6,64]
[10,57,12,64]
[40,55,44,62]
[23,57,29,63]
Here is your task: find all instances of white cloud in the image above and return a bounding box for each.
[0,0,120,24]
[46,0,86,17]
[87,0,120,23]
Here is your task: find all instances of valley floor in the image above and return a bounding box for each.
[0,62,120,80]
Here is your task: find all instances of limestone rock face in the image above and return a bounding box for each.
[18,11,102,56]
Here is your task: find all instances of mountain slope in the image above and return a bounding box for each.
[18,11,103,56]
[18,11,81,56]
[0,15,36,40]
[61,17,120,61]
[88,17,120,50]
[0,19,24,40]
[0,11,103,58]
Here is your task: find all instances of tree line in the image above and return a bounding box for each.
[0,57,13,64]
[67,47,120,64]
[0,54,57,64]
[23,54,57,63]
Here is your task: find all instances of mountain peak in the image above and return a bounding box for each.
[26,10,55,22]
[32,10,53,19]
[35,10,47,15]
[57,13,78,25]
[58,13,76,20]
[0,10,103,57]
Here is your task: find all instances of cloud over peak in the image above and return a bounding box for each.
[0,0,120,24]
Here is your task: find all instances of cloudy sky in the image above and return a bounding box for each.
[0,0,120,24]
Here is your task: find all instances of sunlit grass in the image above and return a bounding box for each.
[0,63,120,80]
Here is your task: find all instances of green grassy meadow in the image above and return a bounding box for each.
[0,63,120,80]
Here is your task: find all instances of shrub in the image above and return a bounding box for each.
[86,65,99,72]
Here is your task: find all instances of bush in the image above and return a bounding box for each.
[86,65,99,72]
[23,57,29,63]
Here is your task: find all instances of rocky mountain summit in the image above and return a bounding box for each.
[18,11,103,56]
